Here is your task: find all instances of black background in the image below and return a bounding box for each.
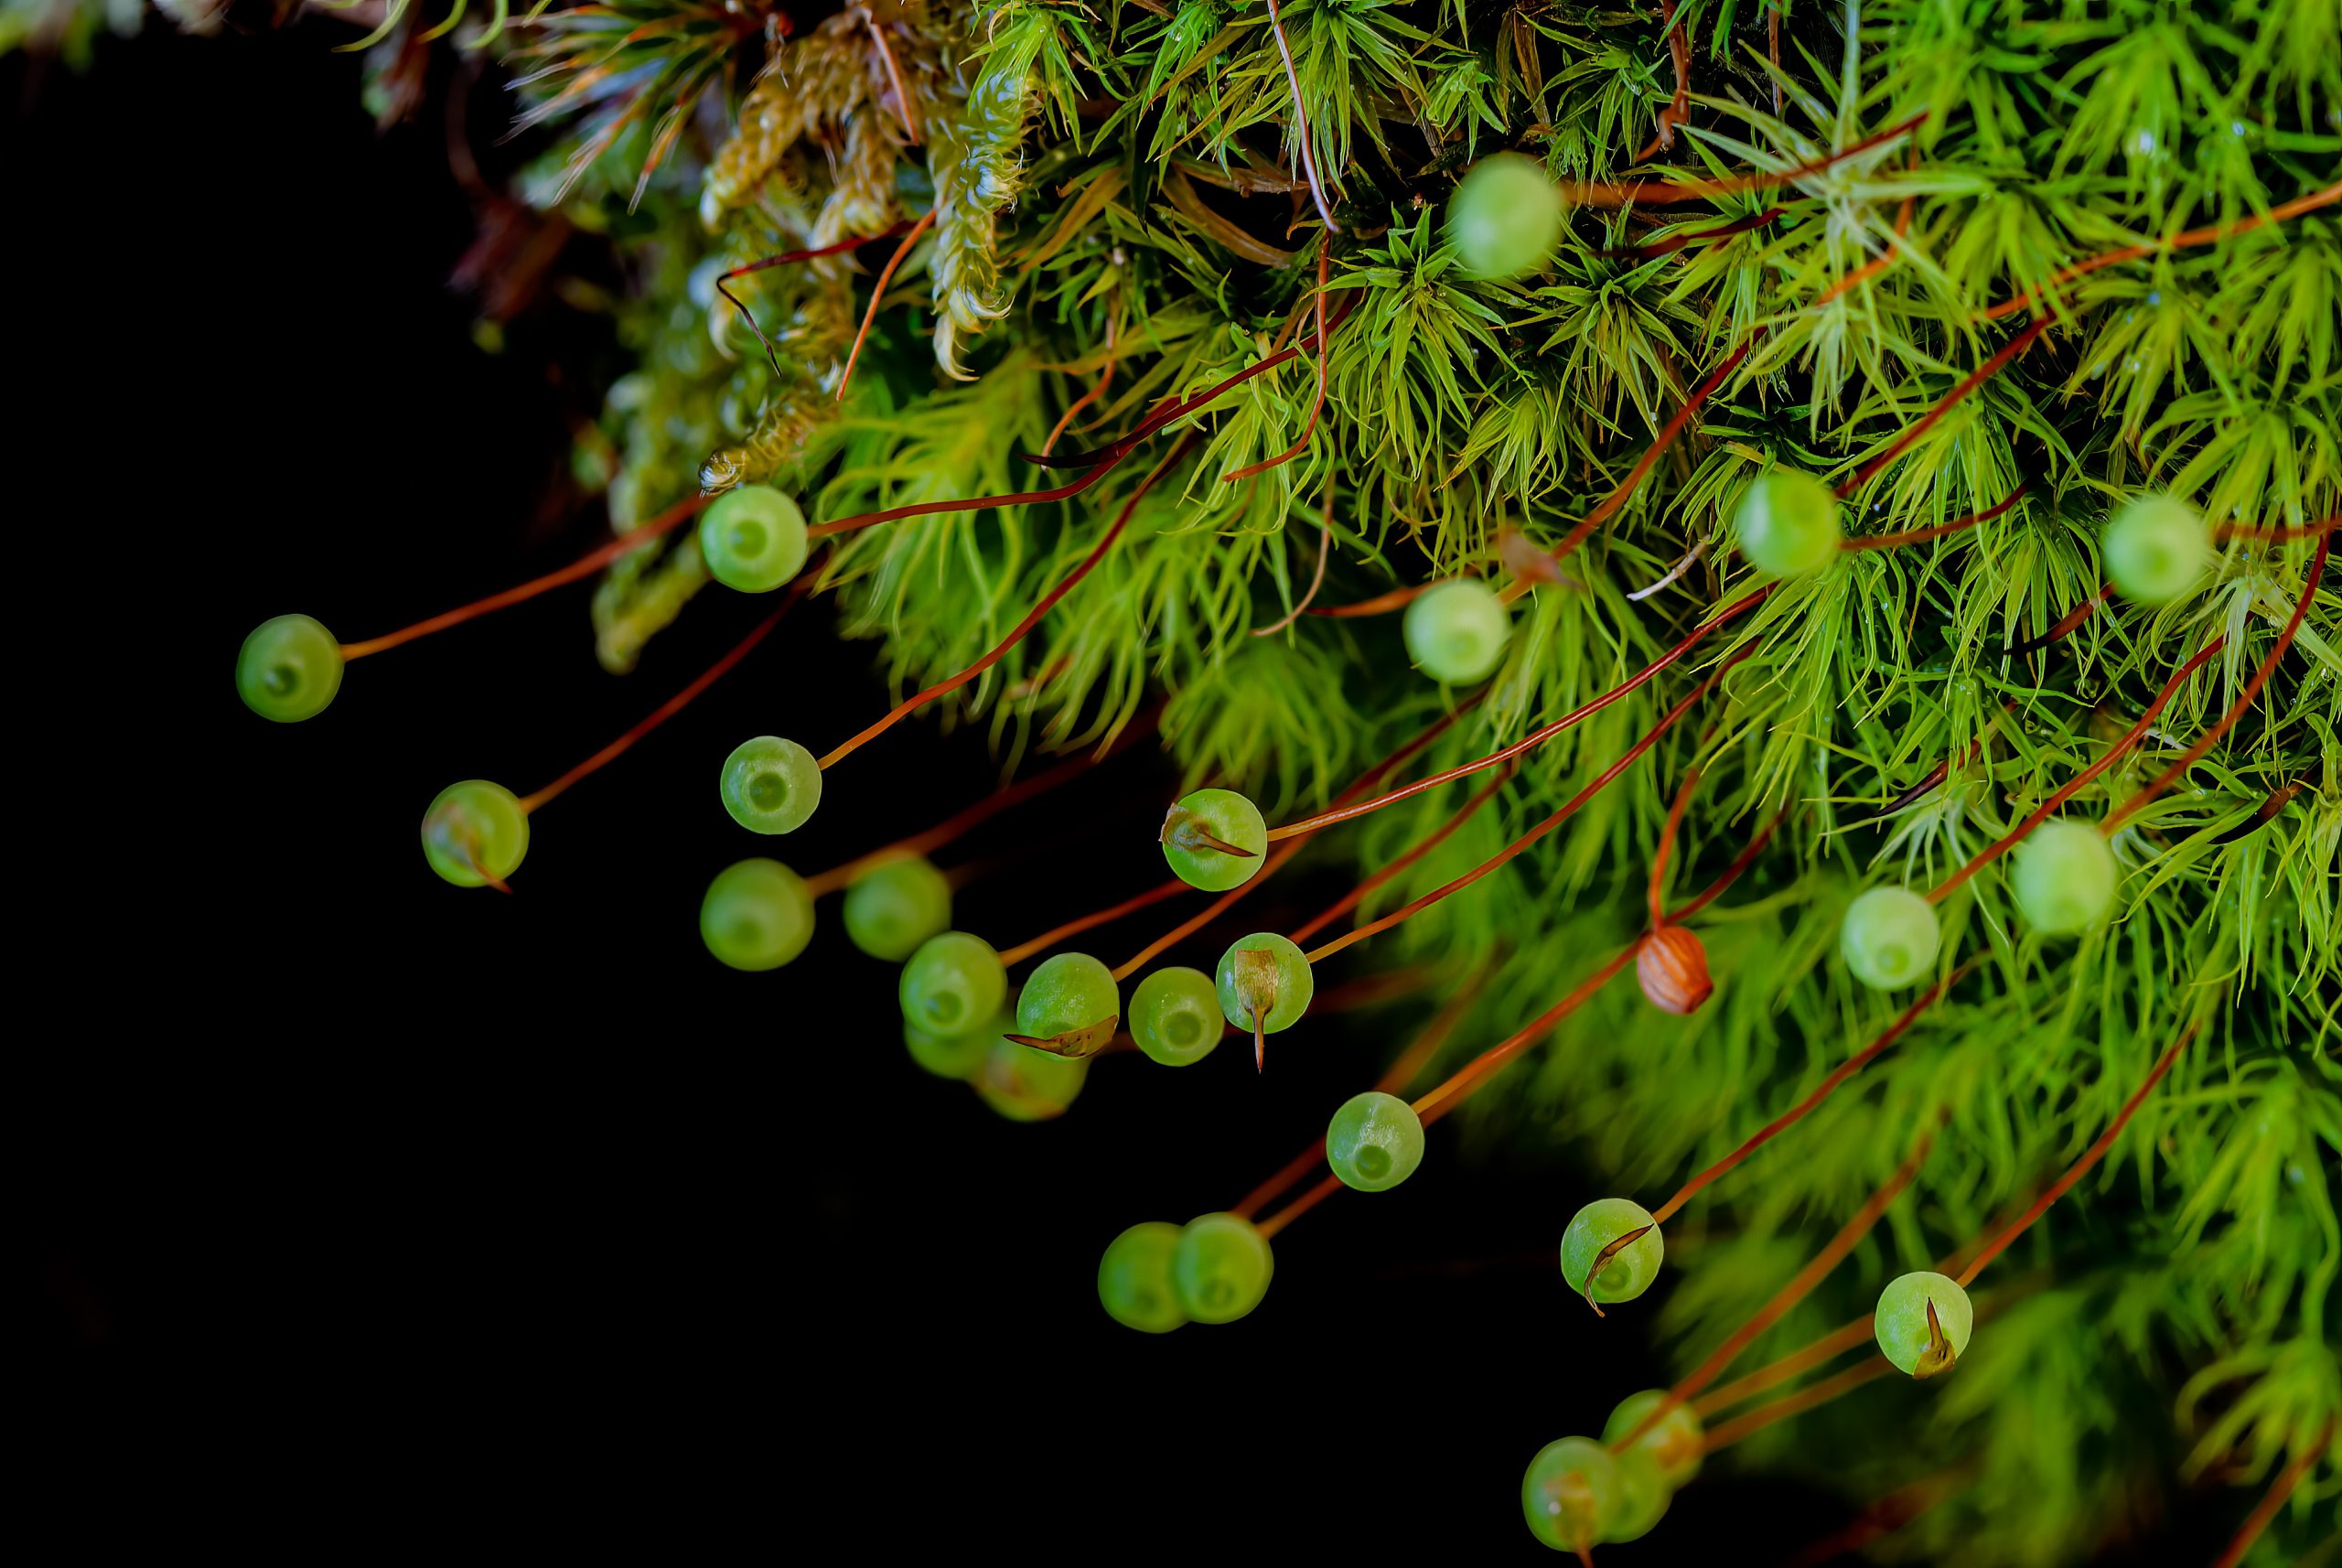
[8,19,2225,1563]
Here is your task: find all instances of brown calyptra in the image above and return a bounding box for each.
[1637,924,1714,1015]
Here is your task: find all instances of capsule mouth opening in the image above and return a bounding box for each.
[728,520,768,559]
[263,662,302,696]
[1354,1144,1392,1178]
[747,769,791,812]
[1163,1009,1203,1047]
[924,992,966,1030]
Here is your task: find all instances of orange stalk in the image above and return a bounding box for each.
[336,494,707,661]
[1267,586,1773,843]
[996,879,1188,969]
[1551,333,1762,564]
[1981,180,2342,322]
[1286,764,1515,944]
[835,209,935,404]
[1649,960,1976,1225]
[800,714,1157,898]
[2209,1418,2336,1568]
[516,592,799,815]
[1835,317,2050,499]
[1301,650,1745,964]
[1108,693,1484,982]
[1665,1125,1938,1404]
[1953,1023,2196,1288]
[1558,113,1928,208]
[1929,638,2225,903]
[815,435,1192,769]
[2100,532,2328,832]
[1700,1358,1896,1455]
[1840,484,2027,553]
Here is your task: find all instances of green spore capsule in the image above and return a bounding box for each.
[972,1031,1090,1122]
[1160,788,1267,892]
[1014,951,1121,1053]
[2012,820,2119,935]
[2103,493,2211,604]
[1520,1436,1620,1554]
[900,931,1007,1036]
[1325,1090,1426,1193]
[1559,1197,1664,1313]
[699,483,809,592]
[1171,1211,1273,1325]
[718,735,822,835]
[1601,1390,1704,1489]
[1875,1270,1973,1379]
[1735,468,1843,576]
[699,857,814,971]
[1841,886,1942,990]
[843,856,951,961]
[237,614,343,723]
[1402,578,1512,684]
[1129,967,1224,1067]
[1448,152,1563,279]
[1215,933,1315,1069]
[1602,1448,1671,1545]
[1098,1222,1188,1335]
[421,779,531,888]
[903,1017,994,1080]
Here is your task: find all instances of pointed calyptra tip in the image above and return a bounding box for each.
[1637,924,1714,1014]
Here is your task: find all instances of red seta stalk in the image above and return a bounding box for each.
[2100,531,2329,833]
[1930,638,2225,902]
[1649,960,1979,1225]
[1661,1123,1939,1405]
[1107,692,1488,983]
[1299,649,1747,963]
[800,714,1158,898]
[1285,764,1516,944]
[1952,1023,2197,1287]
[516,588,803,814]
[1266,587,1775,843]
[2208,1418,2336,1568]
[1982,180,2342,322]
[336,494,709,661]
[815,435,1197,769]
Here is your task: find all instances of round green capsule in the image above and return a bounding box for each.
[1736,468,1842,576]
[843,855,952,961]
[903,1017,994,1080]
[1841,886,1942,990]
[900,931,1007,1036]
[1448,152,1563,280]
[1559,1197,1664,1307]
[1215,933,1315,1034]
[237,614,343,723]
[718,735,822,835]
[1015,951,1121,1044]
[1601,1390,1704,1489]
[2103,493,2210,604]
[2012,819,2119,936]
[972,1034,1090,1122]
[1326,1090,1426,1193]
[699,857,814,971]
[699,483,809,593]
[1603,1448,1671,1545]
[1160,788,1268,893]
[1402,578,1511,684]
[1128,967,1224,1067]
[1521,1436,1620,1554]
[420,779,531,888]
[1098,1222,1188,1335]
[1171,1211,1273,1324]
[1874,1270,1974,1378]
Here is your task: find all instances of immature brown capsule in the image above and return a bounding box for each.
[1636,924,1714,1015]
